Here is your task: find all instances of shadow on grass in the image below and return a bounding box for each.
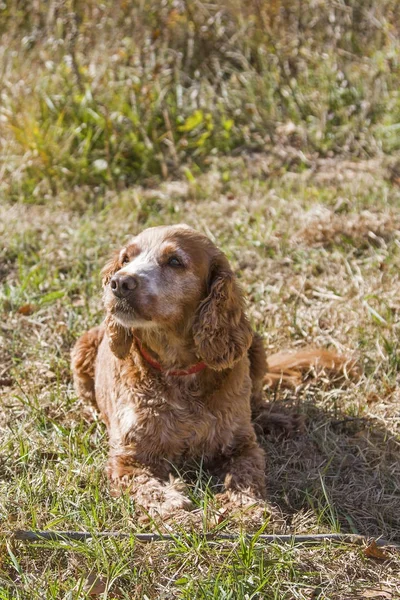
[259,388,400,543]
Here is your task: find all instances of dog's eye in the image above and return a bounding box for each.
[121,254,129,265]
[167,256,183,267]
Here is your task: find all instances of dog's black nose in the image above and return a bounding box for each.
[110,274,138,298]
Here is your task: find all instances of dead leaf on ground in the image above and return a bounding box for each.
[38,451,62,461]
[17,303,36,316]
[83,572,107,596]
[72,296,85,307]
[364,540,391,561]
[363,586,393,598]
[83,571,124,597]
[43,370,57,380]
[207,507,229,529]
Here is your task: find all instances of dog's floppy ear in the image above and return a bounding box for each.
[101,250,133,360]
[101,250,121,287]
[193,254,253,370]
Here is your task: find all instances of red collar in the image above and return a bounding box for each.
[134,336,207,377]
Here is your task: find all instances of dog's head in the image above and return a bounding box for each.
[102,225,252,369]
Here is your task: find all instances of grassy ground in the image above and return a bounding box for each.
[1,157,400,598]
[2,1,400,202]
[1,1,400,598]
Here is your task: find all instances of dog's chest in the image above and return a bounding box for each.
[115,379,234,460]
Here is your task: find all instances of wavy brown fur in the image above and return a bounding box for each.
[264,349,359,389]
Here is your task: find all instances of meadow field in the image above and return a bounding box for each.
[1,1,400,598]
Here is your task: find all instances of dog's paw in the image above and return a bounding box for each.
[213,490,283,531]
[137,478,193,522]
[109,474,134,497]
[215,489,262,509]
[156,489,193,516]
[213,490,270,529]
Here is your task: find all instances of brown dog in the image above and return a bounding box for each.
[71,225,351,516]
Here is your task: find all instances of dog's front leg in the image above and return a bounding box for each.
[216,434,267,505]
[106,446,192,518]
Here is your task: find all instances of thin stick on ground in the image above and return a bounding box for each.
[12,529,400,548]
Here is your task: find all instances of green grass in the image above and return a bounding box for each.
[1,534,367,599]
[1,1,400,202]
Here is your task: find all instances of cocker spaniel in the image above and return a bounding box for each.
[71,224,350,517]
